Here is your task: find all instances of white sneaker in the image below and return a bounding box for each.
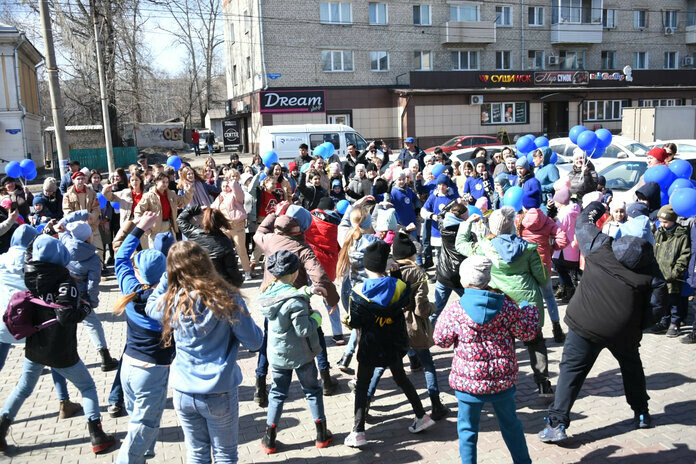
[344,431,367,448]
[244,272,252,280]
[408,414,435,434]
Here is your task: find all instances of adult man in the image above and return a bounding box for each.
[295,143,313,168]
[205,131,216,154]
[60,160,81,194]
[343,144,366,183]
[398,137,426,171]
[191,128,200,156]
[137,153,149,173]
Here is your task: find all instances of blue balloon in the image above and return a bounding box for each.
[661,190,669,207]
[20,159,36,177]
[467,205,483,217]
[526,152,535,167]
[595,129,612,149]
[549,152,558,164]
[336,199,350,215]
[166,155,182,171]
[320,142,335,160]
[644,165,675,191]
[300,162,311,173]
[668,177,694,197]
[534,136,549,149]
[96,192,107,209]
[5,161,22,178]
[577,131,598,152]
[569,125,587,144]
[24,168,37,181]
[503,186,524,211]
[589,146,605,159]
[516,136,535,154]
[259,173,267,181]
[313,144,327,159]
[669,159,693,180]
[671,187,696,218]
[110,201,120,211]
[261,150,278,168]
[432,163,445,178]
[36,223,46,233]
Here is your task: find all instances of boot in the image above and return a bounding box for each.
[552,322,566,344]
[409,355,422,373]
[430,395,450,421]
[337,353,352,373]
[0,414,11,452]
[560,285,575,304]
[320,368,338,396]
[87,418,115,455]
[253,376,268,408]
[59,400,83,419]
[315,419,333,448]
[261,424,277,454]
[554,285,566,299]
[99,349,119,372]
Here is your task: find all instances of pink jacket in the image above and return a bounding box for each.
[433,291,539,395]
[552,203,581,262]
[212,181,247,223]
[515,208,568,272]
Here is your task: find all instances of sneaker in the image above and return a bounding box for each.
[646,322,669,334]
[666,324,679,338]
[348,379,356,392]
[538,418,568,443]
[244,272,252,280]
[332,335,346,346]
[408,414,435,434]
[634,412,652,429]
[107,403,126,418]
[538,380,554,398]
[344,431,367,448]
[681,331,696,344]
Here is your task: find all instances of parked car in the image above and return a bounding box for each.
[647,139,696,155]
[451,144,573,175]
[425,135,499,154]
[549,135,649,172]
[199,129,224,153]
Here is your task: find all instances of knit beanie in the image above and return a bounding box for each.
[436,174,449,185]
[135,249,166,285]
[609,200,626,213]
[266,250,301,278]
[626,202,650,219]
[515,157,529,170]
[66,221,92,242]
[657,204,678,222]
[459,255,493,289]
[474,157,487,168]
[317,196,335,211]
[33,196,48,207]
[475,196,489,212]
[363,240,391,273]
[375,208,398,232]
[522,185,542,209]
[553,188,571,205]
[488,206,516,236]
[581,191,603,209]
[494,173,509,187]
[647,147,668,163]
[392,232,417,260]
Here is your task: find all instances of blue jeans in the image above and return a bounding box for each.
[661,294,689,327]
[108,356,124,406]
[207,144,215,154]
[433,282,464,326]
[115,362,169,464]
[344,329,358,357]
[325,301,342,337]
[256,320,329,378]
[1,358,100,421]
[0,343,69,400]
[538,278,560,324]
[173,388,240,464]
[367,348,439,399]
[455,387,531,464]
[421,219,432,263]
[192,143,200,156]
[267,361,325,426]
[83,309,108,351]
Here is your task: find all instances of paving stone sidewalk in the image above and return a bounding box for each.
[0,274,695,464]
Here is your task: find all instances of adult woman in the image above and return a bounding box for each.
[203,157,217,186]
[104,172,146,229]
[89,170,115,266]
[178,166,218,217]
[567,148,598,202]
[533,147,560,200]
[312,157,330,191]
[0,176,32,219]
[145,241,263,463]
[346,164,372,200]
[115,168,130,191]
[266,163,293,201]
[251,154,265,174]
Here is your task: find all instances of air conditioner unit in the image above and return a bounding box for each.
[683,56,694,67]
[547,55,559,66]
[664,26,675,35]
[470,95,484,105]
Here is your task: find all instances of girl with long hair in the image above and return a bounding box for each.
[212,171,252,279]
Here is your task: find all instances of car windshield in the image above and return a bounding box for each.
[441,137,462,147]
[623,142,648,156]
[600,161,647,191]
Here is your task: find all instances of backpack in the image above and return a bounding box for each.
[2,290,63,340]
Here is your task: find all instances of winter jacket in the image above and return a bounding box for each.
[297,175,328,211]
[134,186,193,234]
[518,173,543,209]
[347,276,411,366]
[422,191,459,239]
[463,176,493,204]
[394,261,434,350]
[60,211,102,308]
[176,206,244,287]
[104,188,140,227]
[515,208,568,272]
[390,186,419,227]
[552,203,581,262]
[1,189,33,219]
[59,170,73,195]
[258,282,321,370]
[304,209,341,281]
[62,185,100,230]
[436,210,468,289]
[433,290,538,395]
[534,147,560,195]
[568,161,599,200]
[398,146,426,171]
[346,177,373,200]
[635,182,662,219]
[456,221,547,325]
[211,181,247,224]
[34,191,63,220]
[654,224,691,294]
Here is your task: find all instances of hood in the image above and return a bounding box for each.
[258,282,307,320]
[31,235,70,267]
[558,203,581,220]
[491,234,529,263]
[443,212,464,229]
[459,288,505,326]
[361,276,398,307]
[10,224,38,249]
[636,182,661,212]
[616,216,654,245]
[539,147,553,165]
[63,234,98,262]
[612,236,653,270]
[520,208,552,232]
[0,246,27,275]
[286,205,312,232]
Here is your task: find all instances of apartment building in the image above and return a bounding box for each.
[223,0,696,152]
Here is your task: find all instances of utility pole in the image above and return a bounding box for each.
[39,0,69,177]
[90,0,115,174]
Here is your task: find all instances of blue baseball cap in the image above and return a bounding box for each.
[404,137,415,143]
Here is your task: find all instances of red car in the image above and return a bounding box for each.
[425,135,500,154]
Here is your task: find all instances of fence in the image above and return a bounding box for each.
[51,147,138,176]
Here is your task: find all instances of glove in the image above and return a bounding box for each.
[310,312,322,327]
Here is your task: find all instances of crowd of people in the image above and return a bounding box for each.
[0,138,692,463]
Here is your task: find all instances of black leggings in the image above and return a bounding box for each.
[552,257,581,288]
[353,357,425,432]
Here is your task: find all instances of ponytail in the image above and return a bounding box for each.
[336,207,368,277]
[113,285,153,316]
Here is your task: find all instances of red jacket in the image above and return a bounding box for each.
[191,131,200,143]
[305,209,340,281]
[516,208,568,272]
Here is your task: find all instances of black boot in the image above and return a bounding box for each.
[552,322,566,344]
[320,369,338,396]
[99,349,119,372]
[261,424,277,454]
[87,418,115,455]
[409,355,423,373]
[337,353,352,373]
[0,414,11,452]
[560,285,575,304]
[315,419,333,448]
[254,376,268,408]
[430,395,450,421]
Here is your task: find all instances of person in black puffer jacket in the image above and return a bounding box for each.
[0,206,19,254]
[635,181,662,221]
[433,200,469,324]
[176,205,244,287]
[0,234,115,455]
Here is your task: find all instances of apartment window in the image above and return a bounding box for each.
[450,5,479,22]
[413,4,431,25]
[451,51,479,70]
[481,102,528,125]
[370,51,389,71]
[227,23,235,44]
[602,9,616,28]
[232,65,237,86]
[243,10,250,31]
[414,51,432,70]
[664,52,678,69]
[528,6,544,26]
[246,57,251,79]
[664,10,677,28]
[583,100,628,121]
[529,50,545,69]
[552,0,581,24]
[600,51,616,69]
[320,2,352,24]
[560,50,584,69]
[638,99,684,107]
[689,8,696,27]
[634,10,647,28]
[369,3,387,25]
[496,51,512,70]
[496,6,512,26]
[321,50,354,72]
[634,51,648,69]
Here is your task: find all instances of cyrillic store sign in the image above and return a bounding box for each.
[259,90,325,114]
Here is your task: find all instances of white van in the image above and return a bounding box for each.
[258,124,369,162]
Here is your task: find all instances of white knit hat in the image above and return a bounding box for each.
[460,255,493,288]
[488,206,516,236]
[375,208,398,232]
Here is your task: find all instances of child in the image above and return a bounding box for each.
[551,187,582,304]
[601,200,627,238]
[434,255,538,464]
[297,170,328,211]
[259,250,333,454]
[329,178,346,204]
[344,240,435,448]
[373,207,398,245]
[346,164,372,200]
[30,196,52,225]
[421,174,459,262]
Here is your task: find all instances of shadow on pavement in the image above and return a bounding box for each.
[578,443,696,463]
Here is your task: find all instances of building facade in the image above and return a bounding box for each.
[223,0,696,152]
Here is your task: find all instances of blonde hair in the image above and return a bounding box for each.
[336,207,369,277]
[113,284,153,316]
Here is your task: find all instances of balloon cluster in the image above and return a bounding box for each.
[644,158,696,217]
[313,142,335,160]
[569,126,612,159]
[5,159,37,181]
[515,134,557,167]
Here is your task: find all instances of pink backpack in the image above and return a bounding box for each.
[3,290,63,340]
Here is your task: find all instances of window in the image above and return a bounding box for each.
[560,50,584,69]
[552,0,581,24]
[413,4,431,25]
[634,51,648,69]
[496,6,512,26]
[634,10,647,28]
[583,100,628,121]
[321,50,354,72]
[414,51,432,70]
[664,52,678,69]
[529,50,545,69]
[528,6,544,26]
[320,2,352,24]
[496,51,512,70]
[664,10,677,28]
[246,56,251,79]
[481,102,528,125]
[370,51,389,71]
[345,132,368,151]
[689,8,696,27]
[638,99,685,107]
[243,10,250,31]
[601,50,616,69]
[450,5,479,22]
[369,3,387,25]
[451,51,479,70]
[232,65,237,86]
[602,8,616,28]
[227,23,235,44]
[310,133,340,150]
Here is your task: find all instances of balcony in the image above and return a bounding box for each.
[441,21,496,45]
[550,22,603,44]
[687,25,696,45]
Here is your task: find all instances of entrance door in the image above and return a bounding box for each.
[327,113,351,126]
[543,102,569,139]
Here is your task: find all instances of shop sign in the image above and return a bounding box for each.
[260,90,325,113]
[534,71,589,86]
[222,119,241,151]
[478,73,532,84]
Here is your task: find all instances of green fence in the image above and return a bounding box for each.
[67,147,139,172]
